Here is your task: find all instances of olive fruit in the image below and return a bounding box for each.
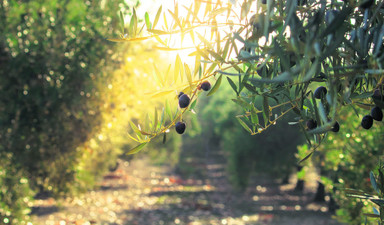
[201,81,211,91]
[306,119,317,130]
[373,89,383,100]
[256,64,269,76]
[331,121,340,132]
[178,92,184,98]
[262,0,266,4]
[175,121,186,134]
[361,115,373,129]
[371,106,383,121]
[314,86,327,99]
[178,94,190,108]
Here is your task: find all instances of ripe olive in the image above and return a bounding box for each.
[314,86,327,99]
[371,106,383,121]
[361,115,373,129]
[331,121,340,132]
[178,94,190,108]
[175,121,186,134]
[306,119,317,130]
[201,81,211,91]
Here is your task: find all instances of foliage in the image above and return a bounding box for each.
[108,0,384,223]
[299,106,384,224]
[0,152,34,224]
[112,0,384,157]
[0,0,131,222]
[197,83,304,189]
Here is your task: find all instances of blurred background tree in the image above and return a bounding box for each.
[0,0,144,223]
[298,106,384,224]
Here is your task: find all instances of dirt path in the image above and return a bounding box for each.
[31,151,345,225]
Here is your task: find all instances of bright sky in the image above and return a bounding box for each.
[134,0,244,65]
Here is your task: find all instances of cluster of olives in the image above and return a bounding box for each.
[306,86,340,132]
[361,106,383,129]
[306,118,340,132]
[174,81,211,134]
[307,86,383,131]
[361,88,383,129]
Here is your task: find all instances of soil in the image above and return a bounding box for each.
[31,149,345,225]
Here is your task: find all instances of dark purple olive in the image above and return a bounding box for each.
[306,119,317,130]
[361,115,373,129]
[331,121,340,132]
[178,94,190,108]
[175,121,186,134]
[201,81,211,91]
[314,86,327,99]
[373,89,383,100]
[371,106,383,121]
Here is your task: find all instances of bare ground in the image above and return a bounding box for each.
[31,148,345,225]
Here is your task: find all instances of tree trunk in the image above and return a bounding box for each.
[314,181,326,202]
[294,165,304,192]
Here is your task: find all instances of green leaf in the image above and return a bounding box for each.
[298,151,314,164]
[127,132,139,142]
[317,101,328,124]
[307,122,333,134]
[240,0,251,20]
[129,8,137,37]
[190,99,198,111]
[148,29,170,35]
[196,32,213,49]
[159,108,165,130]
[262,95,270,125]
[207,49,225,63]
[194,55,201,77]
[217,70,247,76]
[168,9,183,30]
[207,74,222,96]
[222,38,231,60]
[129,121,143,139]
[176,54,183,82]
[165,99,172,120]
[184,63,193,87]
[226,77,238,95]
[145,12,151,30]
[250,106,259,125]
[126,143,147,155]
[153,108,158,132]
[153,6,162,29]
[373,207,380,215]
[150,90,174,98]
[370,171,380,195]
[321,7,352,37]
[243,82,257,93]
[119,11,125,35]
[350,92,373,99]
[236,117,252,133]
[232,98,251,110]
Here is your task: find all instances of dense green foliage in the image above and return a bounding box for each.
[190,83,304,190]
[302,106,384,224]
[0,0,129,222]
